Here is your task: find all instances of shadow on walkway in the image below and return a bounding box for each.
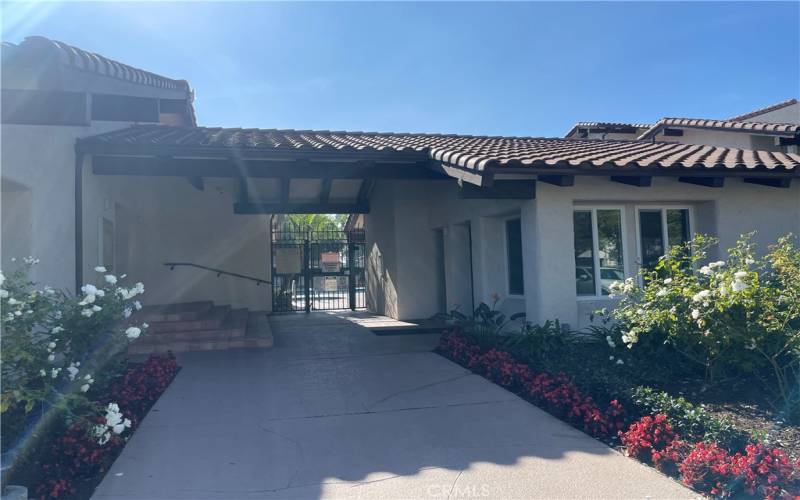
[93,312,693,499]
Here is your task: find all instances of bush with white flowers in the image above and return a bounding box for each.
[604,234,800,413]
[1,260,148,444]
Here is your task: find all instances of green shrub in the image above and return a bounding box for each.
[605,233,800,411]
[629,386,749,451]
[1,260,148,450]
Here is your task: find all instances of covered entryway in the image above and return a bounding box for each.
[74,125,450,317]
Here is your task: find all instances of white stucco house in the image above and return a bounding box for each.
[2,36,799,351]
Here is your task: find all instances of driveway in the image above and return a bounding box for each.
[93,312,695,499]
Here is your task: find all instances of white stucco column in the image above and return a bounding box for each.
[522,192,578,328]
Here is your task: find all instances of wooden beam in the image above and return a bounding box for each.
[458,180,536,199]
[743,177,792,188]
[280,177,290,203]
[91,156,446,180]
[427,162,488,187]
[679,176,724,188]
[610,175,652,187]
[319,178,332,203]
[234,202,369,215]
[357,179,373,204]
[538,174,574,187]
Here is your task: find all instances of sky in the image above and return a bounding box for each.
[2,1,798,137]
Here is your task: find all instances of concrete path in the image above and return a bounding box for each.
[93,311,695,499]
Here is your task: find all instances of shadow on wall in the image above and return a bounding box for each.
[366,243,398,319]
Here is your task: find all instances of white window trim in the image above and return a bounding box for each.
[503,215,525,298]
[573,205,627,300]
[634,205,695,272]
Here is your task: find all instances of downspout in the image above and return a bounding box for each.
[74,147,84,294]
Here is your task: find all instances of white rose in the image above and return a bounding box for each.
[94,266,107,273]
[105,275,117,285]
[125,327,141,339]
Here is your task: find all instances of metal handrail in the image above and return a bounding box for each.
[163,262,271,286]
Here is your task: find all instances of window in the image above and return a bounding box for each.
[505,218,524,295]
[638,208,691,270]
[573,209,625,296]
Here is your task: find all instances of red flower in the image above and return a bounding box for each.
[34,354,179,499]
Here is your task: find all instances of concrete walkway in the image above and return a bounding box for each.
[93,311,695,499]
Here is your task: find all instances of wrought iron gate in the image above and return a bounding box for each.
[271,223,366,313]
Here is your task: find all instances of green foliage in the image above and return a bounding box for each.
[502,320,575,368]
[1,261,147,443]
[438,298,526,350]
[604,233,800,413]
[282,214,348,231]
[629,386,749,451]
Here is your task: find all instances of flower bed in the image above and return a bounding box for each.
[31,354,179,499]
[437,329,800,498]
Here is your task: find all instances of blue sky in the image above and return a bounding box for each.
[3,1,798,136]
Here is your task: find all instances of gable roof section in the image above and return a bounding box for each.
[637,117,800,140]
[2,36,191,91]
[729,98,798,122]
[78,125,800,178]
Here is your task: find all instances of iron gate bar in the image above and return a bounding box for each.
[270,222,366,313]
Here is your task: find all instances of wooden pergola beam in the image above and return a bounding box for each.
[679,176,725,188]
[610,175,652,187]
[92,156,446,180]
[234,201,369,215]
[538,174,574,187]
[458,180,536,199]
[743,177,792,188]
[319,178,332,203]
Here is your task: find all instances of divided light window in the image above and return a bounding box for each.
[505,218,524,296]
[573,209,625,296]
[638,208,691,270]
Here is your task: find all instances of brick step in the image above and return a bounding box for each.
[127,311,273,355]
[127,336,273,355]
[140,309,248,343]
[138,301,214,323]
[147,305,232,333]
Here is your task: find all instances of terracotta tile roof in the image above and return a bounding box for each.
[564,122,652,138]
[2,36,191,91]
[79,125,800,174]
[729,98,798,122]
[637,117,800,140]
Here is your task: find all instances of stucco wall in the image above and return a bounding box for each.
[0,122,129,290]
[369,175,800,330]
[0,122,272,312]
[95,175,272,311]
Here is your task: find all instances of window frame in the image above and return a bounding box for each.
[503,215,525,298]
[634,205,694,272]
[573,205,627,300]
